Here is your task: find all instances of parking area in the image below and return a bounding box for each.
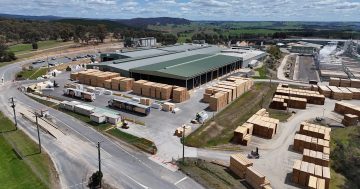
[295,55,319,82]
[30,53,99,68]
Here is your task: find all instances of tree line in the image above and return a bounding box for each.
[0,18,178,63]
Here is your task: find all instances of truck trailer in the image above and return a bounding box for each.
[108,98,150,116]
[63,88,96,102]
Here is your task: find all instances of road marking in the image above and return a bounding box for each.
[174,176,188,185]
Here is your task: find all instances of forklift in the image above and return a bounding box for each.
[248,147,260,159]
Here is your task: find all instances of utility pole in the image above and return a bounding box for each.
[35,112,42,153]
[9,97,17,130]
[182,125,185,164]
[97,141,102,188]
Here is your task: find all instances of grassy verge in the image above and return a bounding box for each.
[0,111,58,188]
[17,68,48,80]
[252,65,268,79]
[107,129,156,154]
[178,158,247,189]
[267,109,292,122]
[186,83,276,147]
[330,126,359,188]
[9,40,69,55]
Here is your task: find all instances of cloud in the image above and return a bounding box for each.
[0,0,358,21]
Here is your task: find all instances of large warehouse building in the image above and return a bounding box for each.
[88,44,266,89]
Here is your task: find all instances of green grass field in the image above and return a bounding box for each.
[16,68,48,80]
[0,111,57,188]
[8,40,70,55]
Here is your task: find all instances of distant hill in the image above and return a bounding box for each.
[0,13,191,29]
[0,13,63,21]
[116,17,191,27]
[54,19,131,30]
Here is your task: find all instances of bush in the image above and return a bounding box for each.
[88,171,103,189]
[331,127,360,188]
[32,42,38,50]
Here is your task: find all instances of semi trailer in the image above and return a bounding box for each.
[63,88,96,102]
[108,98,150,115]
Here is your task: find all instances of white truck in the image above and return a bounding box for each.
[63,88,96,102]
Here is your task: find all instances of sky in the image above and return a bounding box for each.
[0,0,360,21]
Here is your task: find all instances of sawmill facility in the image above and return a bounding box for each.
[89,44,266,89]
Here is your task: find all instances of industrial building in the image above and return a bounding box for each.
[289,41,323,55]
[88,44,266,89]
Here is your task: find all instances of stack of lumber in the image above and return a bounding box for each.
[311,85,319,91]
[245,166,271,189]
[133,80,148,95]
[272,95,307,109]
[172,87,190,103]
[155,84,166,99]
[330,77,360,89]
[95,72,121,87]
[110,76,125,90]
[209,92,227,111]
[327,86,343,100]
[329,77,340,87]
[162,102,175,112]
[104,79,112,89]
[292,160,330,189]
[245,109,279,139]
[340,78,351,87]
[70,72,79,80]
[140,98,152,106]
[334,102,360,119]
[233,123,254,145]
[133,80,173,99]
[317,85,331,98]
[347,87,360,99]
[293,134,330,153]
[77,69,101,85]
[338,87,353,100]
[342,114,358,126]
[350,78,360,88]
[308,175,326,189]
[276,84,325,105]
[302,149,330,166]
[160,85,173,100]
[119,78,134,91]
[229,153,253,178]
[174,125,192,137]
[299,122,331,140]
[204,77,254,111]
[141,82,153,97]
[269,97,288,110]
[75,69,139,91]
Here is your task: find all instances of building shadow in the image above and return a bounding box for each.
[287,145,301,154]
[284,172,300,187]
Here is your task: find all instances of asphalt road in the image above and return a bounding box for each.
[0,57,204,189]
[294,56,319,82]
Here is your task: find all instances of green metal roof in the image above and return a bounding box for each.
[130,54,241,80]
